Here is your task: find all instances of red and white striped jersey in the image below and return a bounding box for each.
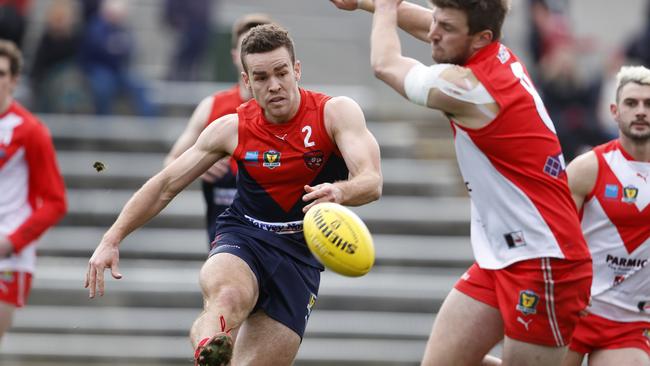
[0,101,66,273]
[453,42,590,269]
[581,140,650,322]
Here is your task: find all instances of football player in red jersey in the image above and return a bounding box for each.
[562,66,650,366]
[164,14,273,246]
[0,39,67,341]
[85,24,382,366]
[330,0,592,365]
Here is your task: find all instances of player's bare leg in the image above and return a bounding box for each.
[190,253,259,365]
[231,311,301,365]
[0,302,16,340]
[502,337,567,366]
[561,349,585,366]
[421,289,504,366]
[589,348,650,366]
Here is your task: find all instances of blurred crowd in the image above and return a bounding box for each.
[527,0,650,159]
[0,0,215,116]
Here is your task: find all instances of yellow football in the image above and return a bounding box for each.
[303,202,375,277]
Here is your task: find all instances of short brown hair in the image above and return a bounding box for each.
[0,39,22,76]
[240,24,295,73]
[231,13,273,49]
[430,0,510,41]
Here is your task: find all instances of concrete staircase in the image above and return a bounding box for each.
[1,113,480,366]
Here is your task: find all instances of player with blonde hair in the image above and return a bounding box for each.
[562,65,650,366]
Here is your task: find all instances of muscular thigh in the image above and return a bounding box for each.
[422,288,504,366]
[589,348,650,366]
[503,336,567,366]
[232,311,301,366]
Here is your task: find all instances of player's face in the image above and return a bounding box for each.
[0,57,16,108]
[612,82,650,142]
[242,47,301,123]
[427,7,475,65]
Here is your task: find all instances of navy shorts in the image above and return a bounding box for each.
[209,231,321,338]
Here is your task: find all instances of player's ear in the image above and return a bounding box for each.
[294,60,301,82]
[242,71,251,88]
[472,30,493,49]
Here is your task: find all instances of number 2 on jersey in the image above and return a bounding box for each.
[302,125,315,148]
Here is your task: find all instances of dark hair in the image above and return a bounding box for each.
[240,24,295,72]
[0,39,22,76]
[430,0,510,41]
[231,13,273,49]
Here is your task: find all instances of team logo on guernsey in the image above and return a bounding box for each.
[543,153,566,178]
[644,329,650,342]
[497,44,510,64]
[0,271,14,282]
[263,150,281,169]
[305,292,317,321]
[303,150,324,170]
[516,290,540,315]
[604,184,619,199]
[622,185,639,203]
[504,231,526,249]
[638,301,650,313]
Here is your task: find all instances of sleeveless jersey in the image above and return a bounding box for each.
[0,101,66,273]
[214,88,348,267]
[453,42,590,269]
[202,85,244,242]
[581,140,650,322]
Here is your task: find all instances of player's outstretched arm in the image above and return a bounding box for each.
[85,115,238,298]
[565,151,598,211]
[330,0,432,42]
[370,0,421,98]
[303,96,382,212]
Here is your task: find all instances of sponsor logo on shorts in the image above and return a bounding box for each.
[504,231,526,249]
[303,150,324,170]
[0,271,14,282]
[643,329,650,341]
[622,185,639,204]
[263,150,281,169]
[604,184,619,199]
[305,292,317,321]
[543,153,566,178]
[638,301,650,313]
[516,290,540,315]
[0,147,5,158]
[517,316,533,331]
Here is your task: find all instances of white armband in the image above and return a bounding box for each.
[404,63,495,106]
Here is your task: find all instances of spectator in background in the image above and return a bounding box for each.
[79,0,157,116]
[0,39,67,342]
[30,0,88,113]
[0,0,29,49]
[163,0,212,81]
[528,0,607,160]
[624,0,650,67]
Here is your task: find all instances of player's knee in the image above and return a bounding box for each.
[204,284,255,316]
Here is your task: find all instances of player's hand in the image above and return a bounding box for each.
[329,0,360,11]
[302,183,343,212]
[85,238,123,298]
[0,235,13,258]
[201,158,230,183]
